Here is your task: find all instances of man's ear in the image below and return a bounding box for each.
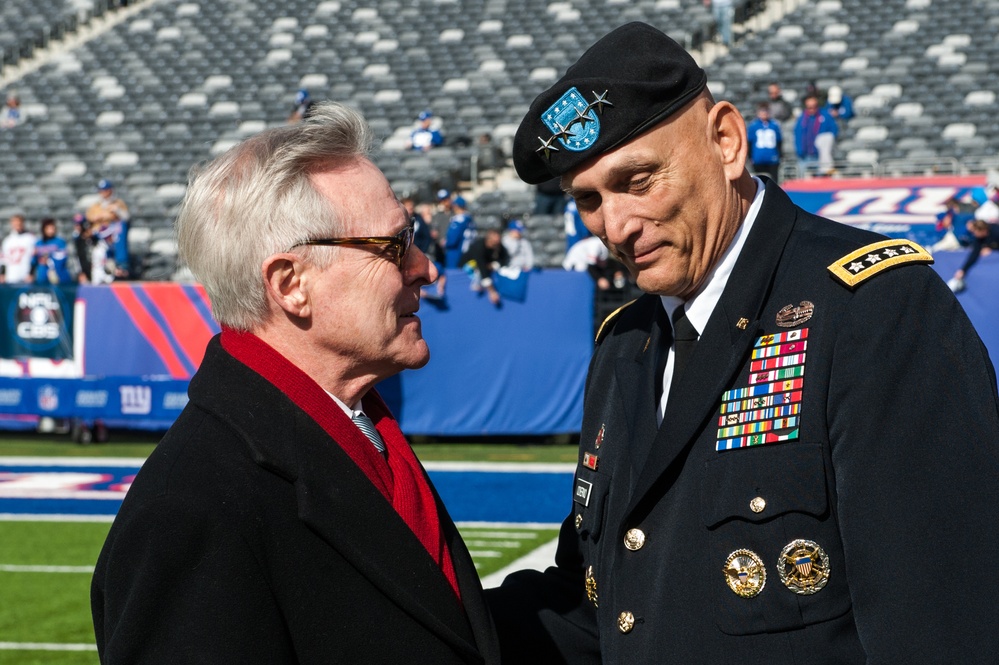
[262,253,311,319]
[709,100,749,182]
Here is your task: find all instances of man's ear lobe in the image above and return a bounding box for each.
[262,254,311,318]
[710,101,749,181]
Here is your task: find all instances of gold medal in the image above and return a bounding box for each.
[778,539,830,595]
[723,549,766,598]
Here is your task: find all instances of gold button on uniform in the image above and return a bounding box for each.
[750,496,766,513]
[575,513,583,529]
[617,611,635,634]
[623,528,646,551]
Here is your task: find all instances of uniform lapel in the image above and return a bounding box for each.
[624,182,799,517]
[615,300,668,480]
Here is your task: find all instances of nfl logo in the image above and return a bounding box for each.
[38,385,59,412]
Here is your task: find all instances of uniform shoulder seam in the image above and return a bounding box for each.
[595,299,637,344]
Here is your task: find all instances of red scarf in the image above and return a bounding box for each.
[220,329,461,601]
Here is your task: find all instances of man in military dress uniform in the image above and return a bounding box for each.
[486,23,999,664]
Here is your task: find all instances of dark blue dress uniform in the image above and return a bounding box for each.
[487,180,999,663]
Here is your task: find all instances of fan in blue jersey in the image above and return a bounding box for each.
[746,102,783,182]
[563,198,592,253]
[33,218,72,284]
[444,196,476,268]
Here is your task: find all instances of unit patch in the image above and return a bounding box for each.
[716,329,808,451]
[827,239,933,289]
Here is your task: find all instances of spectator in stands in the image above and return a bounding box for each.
[72,213,92,283]
[823,85,854,124]
[415,202,447,300]
[533,175,567,215]
[403,196,432,255]
[444,195,476,268]
[502,219,535,272]
[929,196,976,253]
[0,93,24,129]
[563,198,592,252]
[407,110,444,152]
[706,0,734,46]
[461,226,509,305]
[0,213,36,283]
[32,218,72,284]
[476,132,506,178]
[947,186,999,293]
[86,178,131,280]
[431,189,453,238]
[562,235,626,291]
[794,94,838,177]
[287,88,315,123]
[746,101,782,182]
[765,82,792,122]
[92,102,500,665]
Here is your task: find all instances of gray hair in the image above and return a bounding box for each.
[176,102,373,330]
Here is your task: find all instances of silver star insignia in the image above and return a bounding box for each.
[883,248,899,257]
[587,90,614,115]
[572,105,594,128]
[848,261,865,273]
[551,121,573,142]
[866,253,883,264]
[535,135,560,160]
[900,245,915,254]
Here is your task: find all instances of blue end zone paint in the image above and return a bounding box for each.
[0,462,575,524]
[428,471,573,524]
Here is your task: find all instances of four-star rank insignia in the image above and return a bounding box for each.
[827,239,932,289]
[538,88,613,160]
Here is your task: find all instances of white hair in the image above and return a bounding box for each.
[176,102,373,330]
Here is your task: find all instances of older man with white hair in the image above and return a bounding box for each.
[91,102,499,664]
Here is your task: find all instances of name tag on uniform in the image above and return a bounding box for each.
[574,478,593,506]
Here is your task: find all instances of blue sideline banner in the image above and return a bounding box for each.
[0,376,189,427]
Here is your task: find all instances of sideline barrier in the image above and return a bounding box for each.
[0,271,594,436]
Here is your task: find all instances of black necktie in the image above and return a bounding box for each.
[671,306,699,386]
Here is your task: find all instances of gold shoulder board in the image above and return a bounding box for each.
[827,239,933,289]
[595,300,636,344]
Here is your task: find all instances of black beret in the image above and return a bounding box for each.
[513,22,707,185]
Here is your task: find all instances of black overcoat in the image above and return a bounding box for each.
[92,338,500,664]
[488,180,999,664]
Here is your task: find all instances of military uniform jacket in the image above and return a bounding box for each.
[92,338,500,664]
[487,181,999,664]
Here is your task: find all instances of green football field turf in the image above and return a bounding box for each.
[0,509,557,663]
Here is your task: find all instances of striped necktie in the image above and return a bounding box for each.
[352,411,387,455]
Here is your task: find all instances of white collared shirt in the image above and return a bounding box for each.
[326,390,369,423]
[657,177,766,425]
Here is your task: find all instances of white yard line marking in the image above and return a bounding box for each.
[0,564,94,573]
[480,536,560,589]
[463,540,527,548]
[468,550,503,558]
[0,642,98,651]
[0,513,115,522]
